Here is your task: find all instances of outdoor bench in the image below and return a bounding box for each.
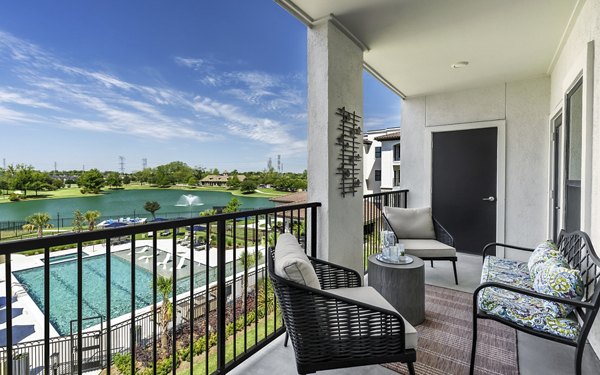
[470,230,600,375]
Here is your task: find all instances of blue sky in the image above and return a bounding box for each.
[0,1,400,173]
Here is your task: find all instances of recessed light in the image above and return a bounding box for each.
[451,61,469,69]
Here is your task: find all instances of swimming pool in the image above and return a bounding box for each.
[13,253,243,335]
[42,253,89,264]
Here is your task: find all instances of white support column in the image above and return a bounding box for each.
[307,20,364,275]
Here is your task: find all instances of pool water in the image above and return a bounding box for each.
[42,253,89,264]
[13,254,247,335]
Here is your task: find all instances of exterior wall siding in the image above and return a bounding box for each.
[549,0,600,353]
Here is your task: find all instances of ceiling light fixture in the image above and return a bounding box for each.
[451,61,469,69]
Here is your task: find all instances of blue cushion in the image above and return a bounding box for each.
[527,241,563,282]
[534,263,583,317]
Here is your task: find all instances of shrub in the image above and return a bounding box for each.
[8,193,21,201]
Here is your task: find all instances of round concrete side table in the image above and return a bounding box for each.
[367,254,425,325]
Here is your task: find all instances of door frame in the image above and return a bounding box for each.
[424,120,506,256]
[549,110,564,242]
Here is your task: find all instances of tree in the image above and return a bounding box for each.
[238,249,264,293]
[84,210,101,231]
[187,176,198,187]
[223,197,241,213]
[122,175,131,185]
[12,164,35,196]
[144,201,161,219]
[200,209,217,217]
[240,179,258,194]
[226,175,241,190]
[105,172,123,188]
[78,169,105,194]
[156,276,173,354]
[22,212,53,238]
[72,210,85,233]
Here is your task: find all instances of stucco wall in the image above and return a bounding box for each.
[307,21,364,275]
[400,77,550,258]
[549,0,600,354]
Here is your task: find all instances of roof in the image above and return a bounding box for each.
[201,174,246,182]
[363,139,373,145]
[270,191,307,204]
[374,132,401,141]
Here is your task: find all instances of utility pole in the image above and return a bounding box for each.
[119,156,125,174]
[142,158,147,170]
[2,158,5,170]
[54,161,57,172]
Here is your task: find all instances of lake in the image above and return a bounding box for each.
[0,189,275,222]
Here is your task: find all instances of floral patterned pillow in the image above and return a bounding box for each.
[533,263,584,317]
[527,241,562,282]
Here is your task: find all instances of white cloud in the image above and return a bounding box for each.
[0,32,307,158]
[174,57,207,70]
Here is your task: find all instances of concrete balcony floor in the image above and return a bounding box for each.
[230,253,600,375]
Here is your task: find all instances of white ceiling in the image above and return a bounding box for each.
[280,0,580,97]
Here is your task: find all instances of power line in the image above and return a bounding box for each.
[119,156,125,174]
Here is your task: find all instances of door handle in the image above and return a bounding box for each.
[482,196,496,202]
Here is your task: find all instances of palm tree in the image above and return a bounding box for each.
[200,209,217,217]
[22,212,53,238]
[84,210,101,231]
[144,201,161,219]
[156,276,173,353]
[72,210,85,233]
[238,249,263,294]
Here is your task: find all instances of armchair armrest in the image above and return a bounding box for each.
[482,242,535,261]
[473,281,594,310]
[309,255,362,289]
[433,218,454,247]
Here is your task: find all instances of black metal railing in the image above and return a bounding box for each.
[0,202,320,375]
[363,190,408,273]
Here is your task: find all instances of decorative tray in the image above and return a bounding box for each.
[375,254,414,265]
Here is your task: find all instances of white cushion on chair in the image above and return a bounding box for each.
[275,233,321,289]
[328,286,418,349]
[384,207,435,239]
[397,239,456,258]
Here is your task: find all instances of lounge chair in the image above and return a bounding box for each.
[171,256,187,272]
[157,253,172,270]
[138,254,153,263]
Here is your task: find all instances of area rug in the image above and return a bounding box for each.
[384,285,519,375]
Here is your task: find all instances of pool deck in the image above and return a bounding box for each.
[1,239,265,345]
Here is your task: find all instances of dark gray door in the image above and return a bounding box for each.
[432,127,497,254]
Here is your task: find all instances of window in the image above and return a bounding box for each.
[375,170,381,181]
[394,170,400,186]
[393,144,401,161]
[375,146,381,158]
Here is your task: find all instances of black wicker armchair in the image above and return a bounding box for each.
[470,230,600,375]
[268,246,417,374]
[383,207,458,284]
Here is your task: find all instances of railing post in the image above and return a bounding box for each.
[5,254,13,372]
[310,207,318,258]
[217,219,227,373]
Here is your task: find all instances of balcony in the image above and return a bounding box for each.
[2,190,600,374]
[0,203,320,374]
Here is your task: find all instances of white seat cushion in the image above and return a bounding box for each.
[275,233,321,289]
[328,286,418,349]
[397,239,456,258]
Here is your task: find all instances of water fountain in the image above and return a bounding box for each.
[175,194,204,217]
